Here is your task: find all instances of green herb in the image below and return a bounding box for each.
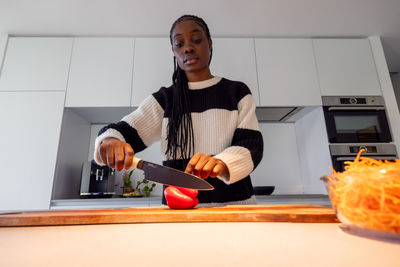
[136,177,156,197]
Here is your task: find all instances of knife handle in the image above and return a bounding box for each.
[132,157,144,170]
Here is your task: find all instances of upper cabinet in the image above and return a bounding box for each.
[0,37,383,106]
[0,34,8,73]
[0,37,73,91]
[132,38,174,107]
[131,38,260,107]
[210,38,260,105]
[313,39,382,96]
[255,39,321,106]
[66,38,135,107]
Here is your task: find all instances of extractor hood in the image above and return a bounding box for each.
[255,106,318,122]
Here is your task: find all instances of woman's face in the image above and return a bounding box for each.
[171,20,212,81]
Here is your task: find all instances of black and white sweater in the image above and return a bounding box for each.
[94,76,264,204]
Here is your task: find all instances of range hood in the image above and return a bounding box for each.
[255,106,318,122]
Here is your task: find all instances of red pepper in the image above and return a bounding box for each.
[174,186,198,199]
[164,186,199,209]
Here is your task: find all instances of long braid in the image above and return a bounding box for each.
[168,58,193,160]
[166,15,212,160]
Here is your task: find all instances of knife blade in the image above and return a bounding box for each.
[132,157,214,190]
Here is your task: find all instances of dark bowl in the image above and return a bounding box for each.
[253,186,275,195]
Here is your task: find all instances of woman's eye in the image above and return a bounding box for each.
[174,42,183,48]
[193,38,202,44]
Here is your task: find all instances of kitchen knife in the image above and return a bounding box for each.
[132,157,214,190]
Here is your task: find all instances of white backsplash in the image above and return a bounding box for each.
[251,122,304,194]
[87,109,332,197]
[88,124,164,197]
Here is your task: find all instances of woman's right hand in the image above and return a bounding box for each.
[99,138,135,171]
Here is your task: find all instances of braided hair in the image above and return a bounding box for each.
[166,15,213,160]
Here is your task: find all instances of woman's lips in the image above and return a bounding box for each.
[184,58,199,65]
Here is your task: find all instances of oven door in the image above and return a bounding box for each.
[323,107,392,143]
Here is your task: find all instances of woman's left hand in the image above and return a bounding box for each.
[185,152,228,179]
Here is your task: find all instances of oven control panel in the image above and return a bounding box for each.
[330,143,397,156]
[322,96,385,106]
[340,97,367,105]
[349,145,377,154]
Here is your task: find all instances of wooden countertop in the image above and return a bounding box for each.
[0,204,338,226]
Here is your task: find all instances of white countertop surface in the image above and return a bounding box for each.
[0,222,398,266]
[50,194,332,209]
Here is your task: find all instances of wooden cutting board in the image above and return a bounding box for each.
[0,205,338,227]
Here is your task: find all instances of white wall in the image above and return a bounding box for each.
[53,109,91,199]
[251,123,304,194]
[294,107,332,194]
[88,124,164,197]
[0,33,7,73]
[391,73,400,113]
[87,117,333,196]
[89,122,324,196]
[369,37,400,155]
[249,116,331,195]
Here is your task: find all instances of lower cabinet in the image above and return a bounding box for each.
[0,91,65,211]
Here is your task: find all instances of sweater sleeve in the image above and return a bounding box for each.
[213,92,264,184]
[93,93,164,166]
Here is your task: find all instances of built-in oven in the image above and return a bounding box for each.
[330,143,397,172]
[322,96,392,143]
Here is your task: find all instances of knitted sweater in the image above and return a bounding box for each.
[94,76,264,204]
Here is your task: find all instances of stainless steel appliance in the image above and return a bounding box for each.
[80,160,116,198]
[322,96,392,143]
[330,143,397,172]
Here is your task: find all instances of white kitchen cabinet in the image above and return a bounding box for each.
[211,38,260,105]
[255,39,321,106]
[0,92,65,211]
[313,39,382,96]
[66,38,135,107]
[0,33,8,73]
[0,37,73,91]
[132,38,260,106]
[131,38,174,107]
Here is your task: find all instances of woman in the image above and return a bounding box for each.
[94,15,263,206]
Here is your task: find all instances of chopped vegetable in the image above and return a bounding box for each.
[326,149,400,233]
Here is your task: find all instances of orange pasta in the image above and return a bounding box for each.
[326,149,400,234]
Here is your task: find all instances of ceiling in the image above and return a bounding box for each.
[1,0,400,72]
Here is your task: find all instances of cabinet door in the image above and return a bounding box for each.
[0,92,65,211]
[66,38,135,107]
[313,39,381,96]
[0,34,7,73]
[0,37,73,91]
[255,39,321,106]
[210,38,260,105]
[132,38,174,107]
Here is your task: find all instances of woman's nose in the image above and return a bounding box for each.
[184,45,194,54]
